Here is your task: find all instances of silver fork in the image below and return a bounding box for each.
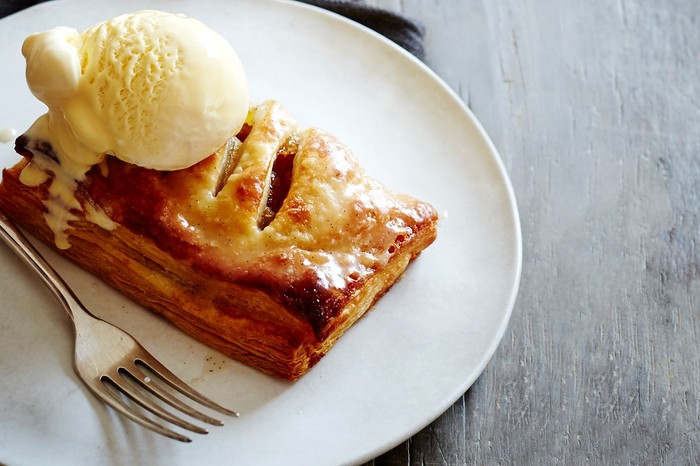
[0,209,238,442]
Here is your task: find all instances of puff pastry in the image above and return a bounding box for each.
[0,100,438,380]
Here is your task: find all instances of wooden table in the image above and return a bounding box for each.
[364,0,700,464]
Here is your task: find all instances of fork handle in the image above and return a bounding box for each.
[0,208,87,324]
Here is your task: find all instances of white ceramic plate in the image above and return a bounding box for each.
[0,1,521,465]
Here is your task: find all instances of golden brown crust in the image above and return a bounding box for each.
[0,100,438,380]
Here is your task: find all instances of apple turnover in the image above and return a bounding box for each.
[0,100,438,380]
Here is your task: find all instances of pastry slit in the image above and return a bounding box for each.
[213,137,243,197]
[258,137,297,229]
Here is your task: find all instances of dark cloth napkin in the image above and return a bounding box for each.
[295,0,424,59]
[0,0,425,60]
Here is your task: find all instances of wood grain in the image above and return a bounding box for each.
[365,0,700,464]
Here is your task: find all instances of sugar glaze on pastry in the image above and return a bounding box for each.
[2,100,438,379]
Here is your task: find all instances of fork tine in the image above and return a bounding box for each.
[106,372,210,436]
[136,356,239,417]
[84,378,193,442]
[130,363,224,426]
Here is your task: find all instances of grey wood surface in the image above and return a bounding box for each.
[364,0,700,464]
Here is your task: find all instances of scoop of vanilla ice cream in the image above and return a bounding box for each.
[22,10,249,173]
